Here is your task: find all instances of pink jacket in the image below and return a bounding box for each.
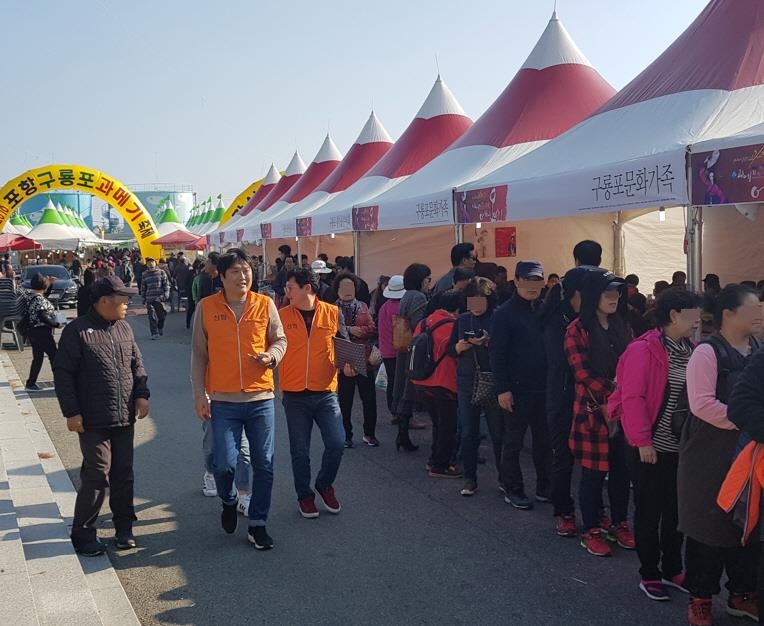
[377,298,400,359]
[609,328,670,447]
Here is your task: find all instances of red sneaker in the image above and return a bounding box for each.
[298,495,319,519]
[727,592,759,622]
[581,529,612,557]
[688,598,713,626]
[317,485,342,514]
[608,521,636,549]
[555,515,577,538]
[598,513,613,532]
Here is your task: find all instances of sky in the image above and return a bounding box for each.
[2,0,708,209]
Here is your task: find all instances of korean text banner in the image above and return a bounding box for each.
[691,144,764,206]
[355,189,454,232]
[455,185,508,224]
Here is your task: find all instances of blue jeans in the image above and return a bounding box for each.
[282,391,344,500]
[202,419,251,491]
[210,400,274,525]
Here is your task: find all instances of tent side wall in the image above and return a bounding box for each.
[621,206,687,287]
[701,206,764,284]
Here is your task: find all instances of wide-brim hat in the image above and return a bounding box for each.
[383,275,405,299]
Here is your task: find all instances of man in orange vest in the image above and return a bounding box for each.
[280,267,353,518]
[191,248,286,550]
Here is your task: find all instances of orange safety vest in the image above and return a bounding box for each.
[200,290,275,394]
[278,300,339,392]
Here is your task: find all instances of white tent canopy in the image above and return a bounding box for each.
[218,164,282,243]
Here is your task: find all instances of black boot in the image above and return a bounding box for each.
[396,416,419,452]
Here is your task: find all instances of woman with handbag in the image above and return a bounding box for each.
[564,269,634,558]
[25,273,62,391]
[391,263,432,452]
[377,275,405,419]
[612,288,699,601]
[334,272,380,448]
[448,278,503,495]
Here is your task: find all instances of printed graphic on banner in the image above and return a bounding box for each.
[0,164,160,259]
[236,229,244,242]
[455,185,508,224]
[260,223,272,240]
[296,217,312,237]
[352,205,379,231]
[590,163,676,208]
[494,226,517,258]
[691,145,764,206]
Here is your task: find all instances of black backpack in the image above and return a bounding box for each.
[705,334,761,403]
[407,317,454,381]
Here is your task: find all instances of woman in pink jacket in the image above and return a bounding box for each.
[611,288,700,602]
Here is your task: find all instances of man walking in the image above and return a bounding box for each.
[191,248,286,550]
[198,252,223,301]
[53,276,150,555]
[279,267,348,518]
[140,258,170,339]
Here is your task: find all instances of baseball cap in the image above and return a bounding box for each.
[310,260,332,274]
[91,276,138,299]
[515,260,544,280]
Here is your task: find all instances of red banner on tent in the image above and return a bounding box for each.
[455,185,508,224]
[494,226,517,258]
[352,205,379,231]
[691,145,764,206]
[296,217,312,237]
[260,223,272,240]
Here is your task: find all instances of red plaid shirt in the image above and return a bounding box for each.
[564,319,617,472]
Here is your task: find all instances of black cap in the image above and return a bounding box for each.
[561,267,591,299]
[515,260,544,279]
[91,276,138,299]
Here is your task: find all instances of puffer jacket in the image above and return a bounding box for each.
[53,310,150,428]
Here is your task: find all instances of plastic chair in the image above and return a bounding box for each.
[0,316,24,351]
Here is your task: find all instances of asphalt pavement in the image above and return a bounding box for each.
[6,306,740,626]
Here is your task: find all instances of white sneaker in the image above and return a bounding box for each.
[202,472,217,497]
[237,494,251,516]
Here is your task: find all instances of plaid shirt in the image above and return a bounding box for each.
[563,319,616,472]
[140,268,169,303]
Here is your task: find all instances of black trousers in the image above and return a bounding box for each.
[71,425,137,545]
[632,450,683,581]
[419,388,458,471]
[185,291,196,329]
[579,434,631,531]
[26,326,57,386]
[383,357,397,414]
[147,300,166,335]
[338,369,378,439]
[548,408,575,517]
[685,537,759,598]
[500,392,551,495]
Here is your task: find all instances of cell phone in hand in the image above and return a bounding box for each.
[464,331,476,339]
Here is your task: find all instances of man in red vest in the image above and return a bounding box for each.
[191,248,286,550]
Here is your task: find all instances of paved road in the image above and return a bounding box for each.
[8,308,738,625]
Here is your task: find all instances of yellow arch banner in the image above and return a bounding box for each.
[219,170,286,226]
[0,164,161,260]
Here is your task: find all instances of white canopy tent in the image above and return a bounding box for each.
[216,164,282,244]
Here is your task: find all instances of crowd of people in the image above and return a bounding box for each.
[15,237,764,626]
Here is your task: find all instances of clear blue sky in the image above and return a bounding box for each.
[2,0,707,206]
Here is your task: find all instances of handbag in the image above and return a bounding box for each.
[587,389,621,438]
[471,352,497,407]
[368,344,383,367]
[391,314,413,352]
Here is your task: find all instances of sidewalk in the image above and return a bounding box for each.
[0,351,140,626]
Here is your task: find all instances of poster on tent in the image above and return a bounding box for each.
[352,205,379,231]
[296,217,312,237]
[494,226,517,258]
[454,185,508,224]
[691,144,764,206]
[260,223,272,240]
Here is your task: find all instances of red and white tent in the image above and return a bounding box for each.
[235,151,307,242]
[304,75,472,237]
[458,0,764,222]
[248,134,343,241]
[368,11,615,228]
[266,112,394,240]
[219,164,282,244]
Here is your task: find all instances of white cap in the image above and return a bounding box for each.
[383,275,405,299]
[311,259,332,274]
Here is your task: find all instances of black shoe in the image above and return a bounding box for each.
[505,491,534,510]
[25,383,43,392]
[115,532,137,550]
[221,501,238,534]
[158,328,164,336]
[429,466,463,479]
[248,526,274,550]
[73,539,107,556]
[535,488,552,503]
[344,438,354,449]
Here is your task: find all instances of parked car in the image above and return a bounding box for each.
[21,265,78,308]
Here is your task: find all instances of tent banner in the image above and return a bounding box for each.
[296,217,312,237]
[691,144,764,206]
[260,223,272,240]
[455,185,508,224]
[308,208,353,237]
[498,151,688,220]
[268,217,296,239]
[356,189,454,231]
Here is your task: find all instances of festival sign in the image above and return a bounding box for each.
[691,144,764,206]
[455,185,508,224]
[0,164,160,259]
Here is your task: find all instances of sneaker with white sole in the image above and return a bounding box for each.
[237,494,251,516]
[248,526,274,550]
[202,472,217,497]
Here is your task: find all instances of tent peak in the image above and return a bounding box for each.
[262,163,282,185]
[520,11,592,71]
[284,151,307,176]
[313,135,343,164]
[357,110,393,145]
[415,74,467,120]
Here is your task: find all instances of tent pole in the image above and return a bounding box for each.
[296,237,302,267]
[352,231,360,277]
[455,224,463,244]
[687,205,703,292]
[613,211,625,276]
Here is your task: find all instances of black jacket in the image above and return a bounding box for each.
[542,300,577,424]
[53,311,150,428]
[447,310,494,388]
[728,347,764,442]
[489,295,547,395]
